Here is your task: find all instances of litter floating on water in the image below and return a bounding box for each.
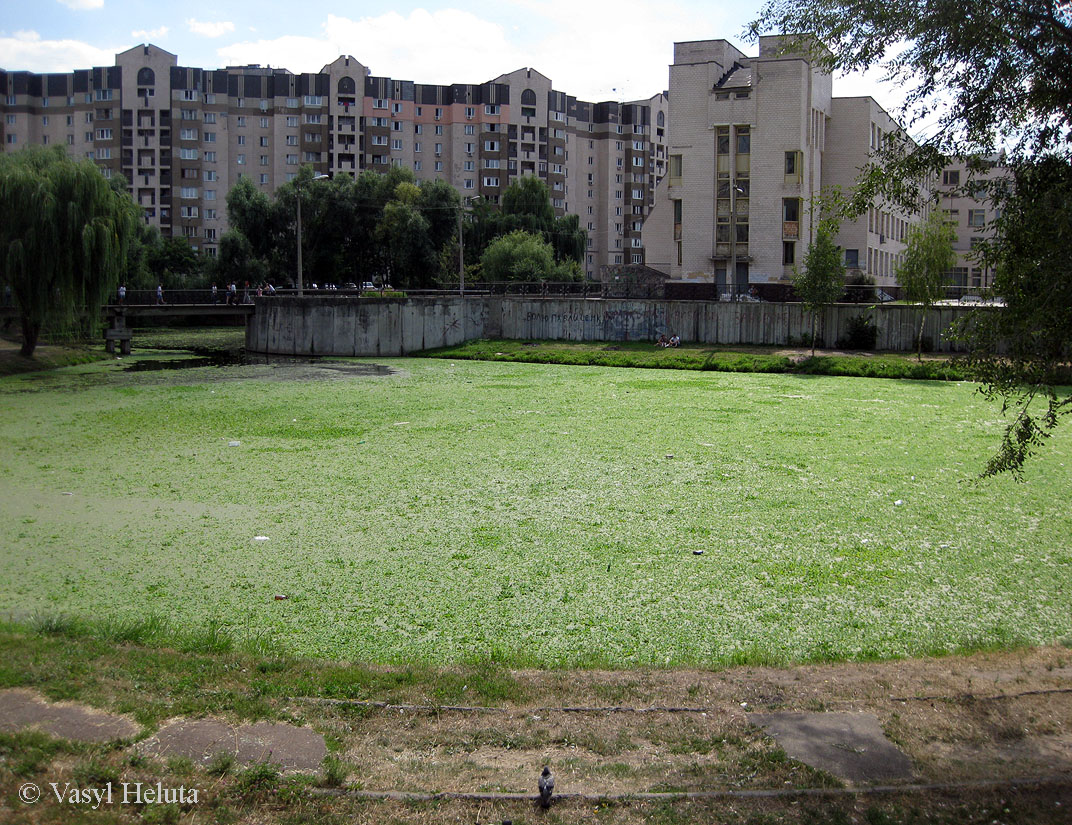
[693,549,705,555]
[254,536,270,541]
[666,454,674,459]
[62,492,73,496]
[273,594,288,600]
[894,499,904,506]
[228,441,241,447]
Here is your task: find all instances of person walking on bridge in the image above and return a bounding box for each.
[155,284,165,305]
[117,284,126,305]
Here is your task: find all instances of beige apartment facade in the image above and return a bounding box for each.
[935,156,1004,290]
[1,45,668,279]
[644,38,927,291]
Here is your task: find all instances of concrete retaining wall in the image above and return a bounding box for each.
[246,295,990,356]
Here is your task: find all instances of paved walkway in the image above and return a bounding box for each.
[0,689,327,773]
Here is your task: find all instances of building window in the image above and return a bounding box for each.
[391,139,403,150]
[435,161,443,171]
[736,125,750,154]
[783,242,795,265]
[845,249,860,268]
[968,209,986,227]
[286,116,298,127]
[260,155,269,166]
[304,95,323,106]
[286,154,298,164]
[260,136,269,147]
[180,187,199,198]
[260,174,269,184]
[414,160,422,171]
[238,135,246,145]
[204,132,216,143]
[943,169,960,186]
[237,154,246,164]
[464,179,474,189]
[204,151,216,162]
[179,148,198,160]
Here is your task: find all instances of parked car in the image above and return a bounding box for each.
[361,282,375,290]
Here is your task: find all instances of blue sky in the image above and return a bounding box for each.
[0,0,898,108]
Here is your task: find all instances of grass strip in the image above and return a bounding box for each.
[421,339,972,381]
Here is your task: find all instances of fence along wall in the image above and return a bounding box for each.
[246,295,990,356]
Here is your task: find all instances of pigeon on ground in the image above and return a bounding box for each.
[538,765,554,808]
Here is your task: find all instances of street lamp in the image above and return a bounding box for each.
[295,173,329,297]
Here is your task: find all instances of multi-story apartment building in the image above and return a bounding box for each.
[643,37,918,290]
[0,45,668,279]
[936,156,1004,291]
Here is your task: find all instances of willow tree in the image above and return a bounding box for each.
[0,147,140,355]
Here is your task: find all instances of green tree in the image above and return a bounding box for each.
[793,219,844,356]
[897,208,957,361]
[953,157,1072,478]
[0,147,139,355]
[147,236,202,288]
[749,1,1072,209]
[480,230,555,281]
[502,175,555,228]
[377,181,435,288]
[751,0,1072,476]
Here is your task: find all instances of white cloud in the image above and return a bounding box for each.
[215,10,517,80]
[0,30,115,72]
[187,19,236,38]
[499,0,699,100]
[57,0,104,9]
[131,26,169,41]
[213,6,692,101]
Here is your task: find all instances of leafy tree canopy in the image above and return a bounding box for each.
[897,207,957,360]
[750,0,1072,208]
[793,217,845,356]
[952,156,1072,478]
[0,146,140,355]
[480,230,556,281]
[752,0,1072,477]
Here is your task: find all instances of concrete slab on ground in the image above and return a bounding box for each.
[137,718,326,772]
[0,689,140,743]
[756,711,914,784]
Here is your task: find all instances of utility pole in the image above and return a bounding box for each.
[457,205,465,295]
[295,173,329,297]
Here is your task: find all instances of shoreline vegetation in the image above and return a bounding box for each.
[422,338,974,381]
